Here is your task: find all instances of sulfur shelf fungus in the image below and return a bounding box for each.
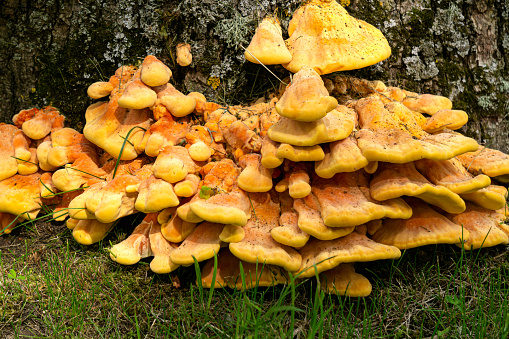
[354,96,479,163]
[110,220,153,266]
[12,106,65,141]
[201,249,289,290]
[369,162,466,214]
[282,0,391,74]
[320,264,372,297]
[268,105,356,147]
[176,43,192,67]
[296,228,401,279]
[152,146,200,184]
[153,83,197,118]
[0,172,47,220]
[414,158,491,195]
[275,163,312,199]
[401,94,453,115]
[0,213,21,235]
[160,210,197,243]
[144,115,189,157]
[189,159,252,226]
[68,159,151,223]
[229,191,303,272]
[293,193,355,241]
[446,203,509,250]
[169,221,224,265]
[455,146,509,182]
[0,124,36,181]
[140,55,172,87]
[372,198,469,249]
[237,153,273,192]
[244,16,292,65]
[311,170,412,228]
[270,192,310,248]
[276,67,338,122]
[315,136,369,178]
[459,185,508,211]
[71,219,114,245]
[421,109,469,133]
[83,97,151,161]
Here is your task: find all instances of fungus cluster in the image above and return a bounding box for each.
[1,0,508,297]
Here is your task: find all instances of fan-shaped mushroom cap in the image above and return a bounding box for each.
[276,144,325,162]
[72,219,114,245]
[315,136,369,178]
[174,174,201,197]
[13,106,64,140]
[177,195,205,223]
[268,106,355,146]
[312,171,412,228]
[414,158,491,194]
[109,215,153,265]
[270,192,310,248]
[261,136,283,169]
[320,263,372,297]
[149,221,180,274]
[293,194,355,240]
[229,192,302,272]
[372,198,469,249]
[219,224,245,243]
[140,55,172,87]
[87,81,115,99]
[117,78,158,110]
[402,94,452,115]
[188,141,212,162]
[152,146,198,184]
[370,162,466,214]
[169,221,224,265]
[282,0,391,74]
[297,230,401,278]
[237,154,273,192]
[357,128,478,164]
[460,185,508,211]
[176,43,192,66]
[200,249,289,290]
[0,173,43,220]
[276,67,338,122]
[354,97,478,163]
[0,124,33,181]
[154,83,196,118]
[144,116,189,157]
[44,128,88,166]
[455,146,509,178]
[135,175,180,213]
[190,189,252,227]
[244,16,292,65]
[160,211,197,243]
[68,170,143,223]
[447,203,509,250]
[83,98,151,160]
[422,109,469,133]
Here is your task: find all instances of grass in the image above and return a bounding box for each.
[0,219,508,338]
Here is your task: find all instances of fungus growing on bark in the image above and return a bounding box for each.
[282,0,391,74]
[176,43,192,67]
[244,16,292,65]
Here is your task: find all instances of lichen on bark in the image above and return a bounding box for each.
[1,0,508,151]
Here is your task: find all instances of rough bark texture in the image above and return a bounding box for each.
[1,0,508,151]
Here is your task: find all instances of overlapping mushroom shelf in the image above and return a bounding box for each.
[1,55,508,297]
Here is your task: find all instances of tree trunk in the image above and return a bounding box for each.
[1,0,508,151]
